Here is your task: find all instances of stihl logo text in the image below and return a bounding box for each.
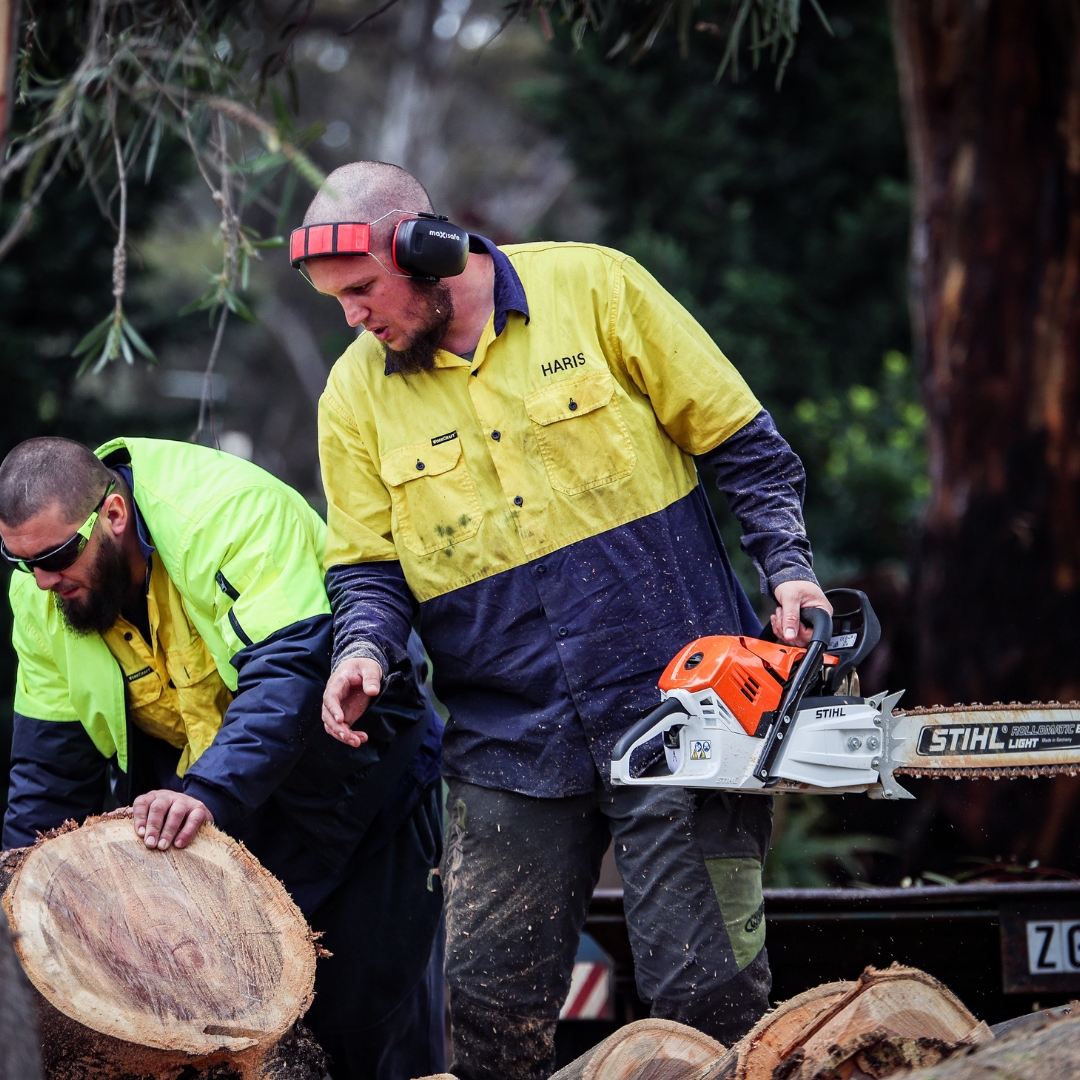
[815,707,846,719]
[917,721,1080,756]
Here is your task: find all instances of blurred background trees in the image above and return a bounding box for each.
[2,0,1078,882]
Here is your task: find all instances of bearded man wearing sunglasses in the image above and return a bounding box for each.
[0,435,446,1080]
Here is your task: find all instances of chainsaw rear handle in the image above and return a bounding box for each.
[799,604,833,645]
[759,600,835,646]
[611,696,688,767]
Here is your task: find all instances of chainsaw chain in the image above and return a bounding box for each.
[894,764,1080,779]
[896,700,1080,716]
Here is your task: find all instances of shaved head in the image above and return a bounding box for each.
[0,438,112,528]
[304,162,434,253]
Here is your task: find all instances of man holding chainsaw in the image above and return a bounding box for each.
[302,161,830,1080]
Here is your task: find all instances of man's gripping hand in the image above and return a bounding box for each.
[321,656,381,748]
[771,580,833,647]
[133,790,214,851]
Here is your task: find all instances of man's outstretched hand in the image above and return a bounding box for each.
[321,656,382,748]
[771,580,833,647]
[133,790,213,850]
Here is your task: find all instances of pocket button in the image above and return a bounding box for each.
[568,399,578,411]
[416,460,425,471]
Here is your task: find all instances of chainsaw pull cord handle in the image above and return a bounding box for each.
[755,606,834,786]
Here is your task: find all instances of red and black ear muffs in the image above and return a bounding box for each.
[289,212,470,281]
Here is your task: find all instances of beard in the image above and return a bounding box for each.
[56,536,132,636]
[383,280,455,376]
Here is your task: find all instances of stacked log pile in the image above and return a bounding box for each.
[527,965,1080,1080]
[0,811,327,1080]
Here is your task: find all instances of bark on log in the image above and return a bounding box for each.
[1,811,327,1080]
[904,1007,1080,1080]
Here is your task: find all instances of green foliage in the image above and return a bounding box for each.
[764,794,894,887]
[3,1,322,388]
[532,0,917,578]
[506,0,823,88]
[794,350,928,573]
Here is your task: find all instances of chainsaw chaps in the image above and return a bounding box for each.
[608,589,1080,798]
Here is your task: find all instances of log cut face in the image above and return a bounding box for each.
[2,815,316,1058]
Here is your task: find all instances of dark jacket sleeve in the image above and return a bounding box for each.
[182,613,331,831]
[698,409,819,595]
[325,561,417,675]
[3,715,109,849]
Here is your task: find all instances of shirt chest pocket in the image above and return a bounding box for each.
[381,438,483,556]
[523,371,637,495]
[124,664,164,709]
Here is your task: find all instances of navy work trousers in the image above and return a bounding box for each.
[442,780,773,1080]
[305,784,446,1080]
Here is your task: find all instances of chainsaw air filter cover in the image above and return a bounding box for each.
[659,636,837,737]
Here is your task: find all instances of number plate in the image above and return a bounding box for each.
[1001,904,1080,992]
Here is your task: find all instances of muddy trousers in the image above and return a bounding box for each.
[305,785,446,1080]
[442,780,773,1080]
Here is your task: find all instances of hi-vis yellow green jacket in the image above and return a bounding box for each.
[9,437,330,772]
[320,241,761,600]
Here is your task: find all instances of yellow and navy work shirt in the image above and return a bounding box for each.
[320,238,816,797]
[102,547,233,778]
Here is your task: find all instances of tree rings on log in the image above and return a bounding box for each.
[3,812,317,1073]
[549,1018,725,1080]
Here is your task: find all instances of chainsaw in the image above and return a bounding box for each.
[610,588,1080,799]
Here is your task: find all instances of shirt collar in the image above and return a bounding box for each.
[468,234,529,337]
[114,464,155,562]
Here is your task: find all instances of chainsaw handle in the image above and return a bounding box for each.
[611,697,687,765]
[801,605,833,645]
[758,605,833,645]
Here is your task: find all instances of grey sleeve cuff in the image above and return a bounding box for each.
[766,565,821,596]
[332,640,389,676]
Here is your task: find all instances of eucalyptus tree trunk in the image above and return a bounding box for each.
[892,0,1080,707]
[889,0,1080,866]
[0,0,20,148]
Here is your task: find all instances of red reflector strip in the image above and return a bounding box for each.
[290,222,373,265]
[336,222,371,254]
[307,224,335,255]
[559,962,611,1019]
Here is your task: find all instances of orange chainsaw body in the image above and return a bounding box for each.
[659,636,838,737]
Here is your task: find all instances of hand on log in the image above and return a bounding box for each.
[132,790,213,850]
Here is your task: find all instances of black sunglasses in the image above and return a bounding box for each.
[1,481,116,574]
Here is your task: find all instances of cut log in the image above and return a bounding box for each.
[720,981,855,1080]
[548,1018,725,1080]
[2,810,325,1080]
[904,1007,1080,1080]
[704,964,990,1080]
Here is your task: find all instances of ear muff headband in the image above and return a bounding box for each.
[290,222,372,267]
[290,211,470,280]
